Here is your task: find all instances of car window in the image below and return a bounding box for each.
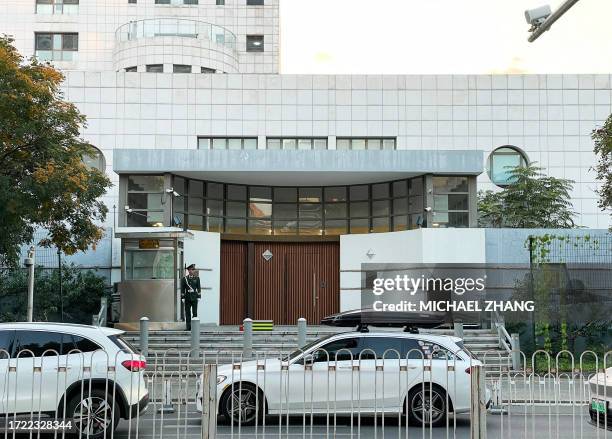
[358,337,403,360]
[312,337,360,362]
[417,340,457,361]
[108,334,137,353]
[403,338,426,359]
[0,330,15,359]
[14,330,63,357]
[63,334,101,354]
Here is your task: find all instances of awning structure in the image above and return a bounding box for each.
[114,227,193,239]
[113,149,484,186]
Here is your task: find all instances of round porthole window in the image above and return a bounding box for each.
[82,146,106,173]
[487,146,528,187]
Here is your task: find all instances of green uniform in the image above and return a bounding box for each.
[181,275,201,330]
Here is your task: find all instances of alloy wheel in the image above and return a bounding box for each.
[73,396,113,436]
[411,388,446,424]
[226,387,258,423]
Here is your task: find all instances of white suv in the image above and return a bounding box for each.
[0,323,148,438]
[198,331,490,427]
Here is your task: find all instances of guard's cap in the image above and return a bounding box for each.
[186,263,196,270]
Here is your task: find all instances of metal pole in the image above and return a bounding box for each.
[511,333,521,371]
[453,322,464,340]
[528,0,580,42]
[26,247,35,322]
[201,364,217,439]
[297,318,307,349]
[243,318,253,359]
[470,364,487,439]
[191,316,200,358]
[58,249,64,322]
[140,317,149,357]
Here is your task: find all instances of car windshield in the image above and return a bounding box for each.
[282,334,336,361]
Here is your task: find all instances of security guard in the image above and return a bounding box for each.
[181,263,201,330]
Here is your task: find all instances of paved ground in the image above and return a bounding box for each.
[114,405,609,439]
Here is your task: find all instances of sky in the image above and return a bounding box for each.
[279,0,612,74]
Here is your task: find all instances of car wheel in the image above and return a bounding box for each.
[407,385,447,427]
[67,388,119,439]
[220,383,263,426]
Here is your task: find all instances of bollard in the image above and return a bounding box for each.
[511,333,521,371]
[139,317,149,358]
[470,364,487,439]
[200,364,217,439]
[453,322,464,340]
[191,317,200,358]
[297,318,307,349]
[243,318,253,359]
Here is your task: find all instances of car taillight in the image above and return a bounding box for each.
[121,359,146,371]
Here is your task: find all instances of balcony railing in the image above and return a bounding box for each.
[115,18,237,50]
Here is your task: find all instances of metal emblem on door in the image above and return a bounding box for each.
[262,249,273,261]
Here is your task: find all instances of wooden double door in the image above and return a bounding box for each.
[220,241,340,325]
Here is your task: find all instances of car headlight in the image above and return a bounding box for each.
[217,375,227,384]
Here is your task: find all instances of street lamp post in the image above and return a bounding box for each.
[25,247,35,322]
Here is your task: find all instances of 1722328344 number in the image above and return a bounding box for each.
[4,419,74,432]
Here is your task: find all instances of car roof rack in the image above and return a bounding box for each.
[354,323,420,334]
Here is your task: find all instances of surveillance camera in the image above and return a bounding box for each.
[525,5,551,27]
[424,207,433,212]
[24,257,33,267]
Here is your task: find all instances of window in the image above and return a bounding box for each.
[14,331,63,357]
[201,67,216,73]
[125,66,137,72]
[216,0,224,4]
[81,146,106,172]
[198,137,257,150]
[246,35,264,52]
[36,0,79,15]
[0,331,15,358]
[173,64,192,73]
[63,335,101,353]
[35,33,78,61]
[146,64,163,73]
[266,138,327,150]
[487,146,528,187]
[247,0,264,4]
[126,175,165,227]
[128,0,137,3]
[336,138,396,150]
[311,338,360,362]
[124,239,175,280]
[432,176,469,228]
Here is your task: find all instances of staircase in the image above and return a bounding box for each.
[121,325,512,373]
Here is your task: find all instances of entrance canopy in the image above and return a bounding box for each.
[114,149,484,186]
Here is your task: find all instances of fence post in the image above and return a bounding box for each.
[454,322,464,339]
[470,364,487,439]
[191,317,200,358]
[511,333,521,371]
[297,318,307,348]
[139,317,149,358]
[201,364,217,439]
[243,318,253,359]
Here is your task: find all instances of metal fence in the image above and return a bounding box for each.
[0,346,610,439]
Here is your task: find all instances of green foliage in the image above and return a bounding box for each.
[478,163,576,228]
[0,36,112,267]
[0,264,106,323]
[592,114,612,227]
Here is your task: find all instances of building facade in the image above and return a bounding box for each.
[3,0,611,326]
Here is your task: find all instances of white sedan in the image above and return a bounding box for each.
[589,367,611,425]
[197,331,489,427]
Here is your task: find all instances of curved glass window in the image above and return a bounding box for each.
[81,146,106,172]
[170,176,427,236]
[488,146,528,187]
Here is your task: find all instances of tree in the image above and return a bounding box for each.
[478,163,576,228]
[0,264,106,323]
[591,114,612,226]
[0,36,111,266]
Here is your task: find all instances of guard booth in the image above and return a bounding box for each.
[115,227,192,326]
